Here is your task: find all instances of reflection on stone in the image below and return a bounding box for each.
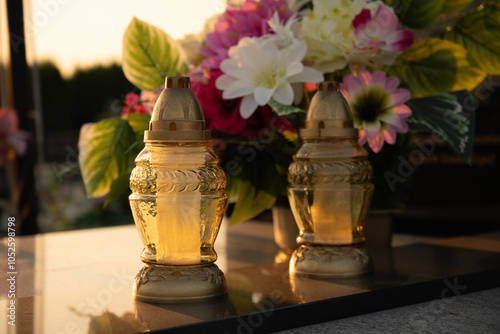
[274,250,292,264]
[133,297,227,331]
[226,263,302,314]
[81,310,146,334]
[289,274,368,304]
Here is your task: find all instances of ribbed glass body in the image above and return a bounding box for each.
[288,138,374,246]
[129,142,227,266]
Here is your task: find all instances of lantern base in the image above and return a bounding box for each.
[133,263,227,303]
[289,244,372,278]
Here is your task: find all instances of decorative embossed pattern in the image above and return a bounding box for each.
[198,167,227,194]
[130,165,226,194]
[130,166,157,195]
[288,160,373,186]
[135,265,225,289]
[295,246,370,265]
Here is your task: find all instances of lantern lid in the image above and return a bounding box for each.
[300,81,358,139]
[144,76,211,142]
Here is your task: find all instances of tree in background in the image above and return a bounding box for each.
[38,62,135,231]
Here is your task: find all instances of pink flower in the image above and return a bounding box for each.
[201,0,294,69]
[121,92,148,115]
[353,5,414,60]
[140,87,163,114]
[190,69,294,137]
[0,108,29,167]
[340,71,412,153]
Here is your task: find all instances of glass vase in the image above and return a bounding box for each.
[130,77,227,303]
[288,81,374,278]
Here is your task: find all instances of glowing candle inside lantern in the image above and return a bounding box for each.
[130,77,227,303]
[288,81,374,278]
[155,172,202,265]
[311,189,353,245]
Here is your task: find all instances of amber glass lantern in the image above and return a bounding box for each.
[130,77,227,303]
[288,81,374,278]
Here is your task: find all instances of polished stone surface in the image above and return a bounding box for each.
[1,219,499,333]
[276,287,500,334]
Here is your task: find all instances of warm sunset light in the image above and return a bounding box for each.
[2,1,499,332]
[29,0,225,76]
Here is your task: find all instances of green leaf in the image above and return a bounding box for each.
[123,113,150,157]
[227,150,284,225]
[441,0,473,14]
[485,0,500,21]
[407,90,475,164]
[125,140,144,156]
[445,7,500,75]
[284,112,306,132]
[228,180,277,225]
[122,17,188,91]
[78,118,136,198]
[389,38,486,97]
[124,113,150,141]
[268,99,305,116]
[104,173,132,207]
[391,0,446,29]
[225,176,241,203]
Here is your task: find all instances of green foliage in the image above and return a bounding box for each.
[268,99,305,116]
[368,134,414,209]
[446,4,500,75]
[223,133,294,225]
[228,179,277,225]
[124,113,150,141]
[104,173,133,207]
[407,90,475,164]
[391,0,446,29]
[124,112,150,158]
[441,0,473,14]
[122,17,188,91]
[78,118,136,198]
[388,38,486,97]
[38,62,71,132]
[39,62,134,132]
[284,112,306,134]
[485,0,500,20]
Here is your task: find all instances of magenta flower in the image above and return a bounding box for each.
[340,71,412,153]
[201,0,294,69]
[140,86,163,114]
[121,92,148,116]
[353,5,414,62]
[190,69,294,137]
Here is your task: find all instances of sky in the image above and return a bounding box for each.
[28,0,226,77]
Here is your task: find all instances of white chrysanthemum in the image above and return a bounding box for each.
[299,0,382,73]
[216,37,323,119]
[267,12,299,49]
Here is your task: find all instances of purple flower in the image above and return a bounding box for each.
[201,0,294,69]
[340,71,412,153]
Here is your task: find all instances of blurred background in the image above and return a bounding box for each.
[0,0,499,236]
[0,0,226,233]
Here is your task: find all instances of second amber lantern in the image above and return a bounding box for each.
[288,81,374,278]
[130,77,227,303]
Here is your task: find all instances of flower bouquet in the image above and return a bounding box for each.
[78,0,500,224]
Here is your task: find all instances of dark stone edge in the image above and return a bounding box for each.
[148,268,500,334]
